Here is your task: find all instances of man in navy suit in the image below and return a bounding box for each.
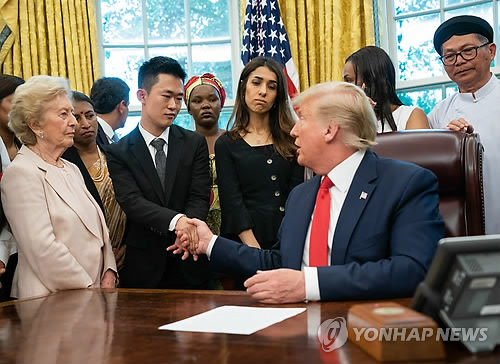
[172,81,444,302]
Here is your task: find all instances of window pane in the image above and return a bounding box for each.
[446,85,458,97]
[397,88,443,114]
[149,47,189,73]
[103,48,145,108]
[190,0,230,40]
[445,3,493,24]
[445,0,482,7]
[146,0,186,44]
[394,0,439,16]
[174,112,194,129]
[397,13,442,81]
[218,108,233,130]
[101,0,143,45]
[192,43,233,99]
[116,115,140,139]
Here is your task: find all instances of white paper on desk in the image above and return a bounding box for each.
[158,305,306,335]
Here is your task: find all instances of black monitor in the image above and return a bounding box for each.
[411,234,500,353]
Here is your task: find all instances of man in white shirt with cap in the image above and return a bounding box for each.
[429,15,499,234]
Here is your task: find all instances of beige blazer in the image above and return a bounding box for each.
[1,146,117,299]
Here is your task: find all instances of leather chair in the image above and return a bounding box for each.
[371,130,485,237]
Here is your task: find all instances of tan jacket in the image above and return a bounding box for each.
[1,146,116,299]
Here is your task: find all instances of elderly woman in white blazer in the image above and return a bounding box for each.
[1,75,117,299]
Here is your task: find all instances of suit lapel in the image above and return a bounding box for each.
[287,176,321,269]
[163,125,184,206]
[332,151,378,265]
[128,127,166,205]
[29,155,102,239]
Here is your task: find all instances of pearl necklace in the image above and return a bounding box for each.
[30,146,64,168]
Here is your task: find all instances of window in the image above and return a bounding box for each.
[382,0,499,113]
[95,0,241,135]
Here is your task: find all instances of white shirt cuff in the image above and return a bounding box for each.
[0,226,16,266]
[169,214,185,231]
[206,235,218,260]
[304,266,321,301]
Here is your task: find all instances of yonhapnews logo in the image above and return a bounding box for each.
[317,317,489,352]
[317,317,348,352]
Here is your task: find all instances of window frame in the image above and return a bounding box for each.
[381,0,500,98]
[94,0,242,114]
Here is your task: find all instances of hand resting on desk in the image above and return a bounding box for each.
[168,219,307,303]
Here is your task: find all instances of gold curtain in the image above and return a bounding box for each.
[277,0,375,91]
[0,0,100,95]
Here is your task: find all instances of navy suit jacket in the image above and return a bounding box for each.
[210,150,444,301]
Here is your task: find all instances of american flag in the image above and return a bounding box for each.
[241,0,300,97]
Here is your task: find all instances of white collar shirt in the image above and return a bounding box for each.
[138,123,170,168]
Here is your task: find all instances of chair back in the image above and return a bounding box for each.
[372,130,485,237]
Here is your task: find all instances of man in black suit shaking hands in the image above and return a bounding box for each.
[107,57,213,289]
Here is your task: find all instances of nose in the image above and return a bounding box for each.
[455,53,467,66]
[80,117,91,128]
[290,123,298,137]
[167,97,177,110]
[258,84,267,96]
[69,113,77,127]
[201,101,210,109]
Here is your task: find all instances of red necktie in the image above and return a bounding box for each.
[309,176,333,267]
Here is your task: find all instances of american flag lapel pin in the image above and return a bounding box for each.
[360,191,368,200]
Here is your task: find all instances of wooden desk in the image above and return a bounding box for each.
[0,289,497,364]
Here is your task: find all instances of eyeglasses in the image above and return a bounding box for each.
[439,43,490,66]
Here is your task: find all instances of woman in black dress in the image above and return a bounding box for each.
[216,57,303,250]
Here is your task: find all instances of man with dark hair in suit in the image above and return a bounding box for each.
[90,77,130,146]
[172,81,443,303]
[106,56,213,289]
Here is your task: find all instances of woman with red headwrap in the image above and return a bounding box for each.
[184,73,226,235]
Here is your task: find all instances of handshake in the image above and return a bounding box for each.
[168,217,214,260]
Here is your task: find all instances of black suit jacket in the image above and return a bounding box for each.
[106,125,212,289]
[61,147,105,212]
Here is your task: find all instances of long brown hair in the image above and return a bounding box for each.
[227,57,297,160]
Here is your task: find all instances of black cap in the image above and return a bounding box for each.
[433,15,494,55]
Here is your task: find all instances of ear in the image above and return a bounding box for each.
[489,43,497,59]
[27,119,40,133]
[324,122,340,143]
[116,100,127,114]
[137,89,147,105]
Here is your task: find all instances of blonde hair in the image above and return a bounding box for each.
[9,75,72,146]
[293,81,377,149]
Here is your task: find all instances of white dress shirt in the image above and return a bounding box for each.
[138,123,183,231]
[207,149,366,301]
[97,116,115,144]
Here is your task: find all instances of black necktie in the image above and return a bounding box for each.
[151,138,167,190]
